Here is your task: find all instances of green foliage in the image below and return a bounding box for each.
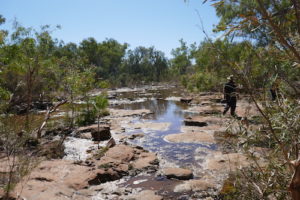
[170,39,193,76]
[76,109,96,126]
[193,71,221,91]
[122,46,168,84]
[93,95,108,111]
[98,80,110,89]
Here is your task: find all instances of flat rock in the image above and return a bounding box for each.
[162,168,193,180]
[126,190,163,200]
[183,105,223,115]
[105,144,135,162]
[174,179,215,193]
[181,124,226,132]
[184,116,223,127]
[77,124,110,134]
[132,152,158,170]
[126,122,170,132]
[164,131,215,144]
[203,152,250,172]
[13,160,117,200]
[109,109,152,117]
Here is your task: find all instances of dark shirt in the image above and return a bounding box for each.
[224,81,237,100]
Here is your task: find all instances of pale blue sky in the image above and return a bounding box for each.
[0,0,219,58]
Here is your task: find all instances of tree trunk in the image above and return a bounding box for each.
[290,159,300,200]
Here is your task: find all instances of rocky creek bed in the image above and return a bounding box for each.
[0,85,264,200]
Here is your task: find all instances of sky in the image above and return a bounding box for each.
[0,0,219,58]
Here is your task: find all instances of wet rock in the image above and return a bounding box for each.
[162,168,193,180]
[126,190,163,200]
[164,131,215,144]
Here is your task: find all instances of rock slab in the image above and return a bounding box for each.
[163,167,193,180]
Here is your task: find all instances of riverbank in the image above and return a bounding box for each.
[1,84,265,200]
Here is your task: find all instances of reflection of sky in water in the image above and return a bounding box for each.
[118,97,217,168]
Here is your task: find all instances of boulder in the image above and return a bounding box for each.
[162,168,193,180]
[77,124,111,141]
[91,127,111,141]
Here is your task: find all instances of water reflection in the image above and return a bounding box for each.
[110,87,217,168]
[117,98,216,168]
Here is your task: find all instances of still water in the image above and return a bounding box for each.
[113,87,217,168]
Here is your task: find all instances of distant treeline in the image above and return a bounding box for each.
[0,11,299,110]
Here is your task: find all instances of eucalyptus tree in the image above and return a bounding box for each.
[121,46,169,85]
[170,39,192,75]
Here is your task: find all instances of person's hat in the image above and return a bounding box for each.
[227,75,234,80]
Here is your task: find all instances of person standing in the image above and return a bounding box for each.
[223,75,238,117]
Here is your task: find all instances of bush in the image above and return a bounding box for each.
[76,110,96,126]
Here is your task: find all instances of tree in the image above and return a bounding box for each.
[170,39,192,75]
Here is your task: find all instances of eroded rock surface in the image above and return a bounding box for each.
[14,144,159,200]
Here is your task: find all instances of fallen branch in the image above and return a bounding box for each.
[36,100,67,138]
